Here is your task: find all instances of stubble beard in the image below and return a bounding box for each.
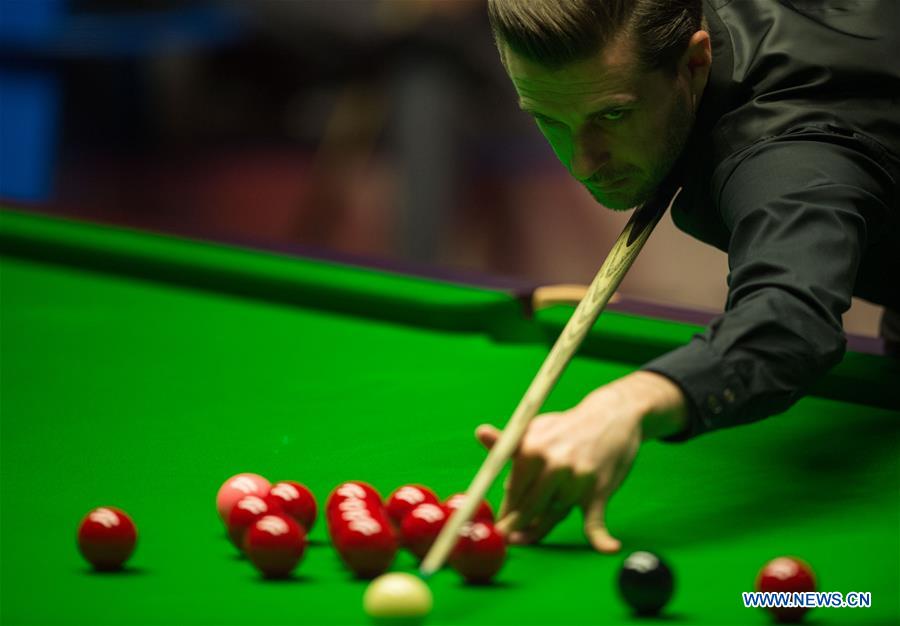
[589,92,694,212]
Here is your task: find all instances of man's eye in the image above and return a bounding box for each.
[601,109,626,121]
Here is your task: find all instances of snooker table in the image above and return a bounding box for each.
[1,208,898,626]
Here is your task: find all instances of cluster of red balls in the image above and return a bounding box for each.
[330,481,506,583]
[215,473,507,582]
[216,473,315,578]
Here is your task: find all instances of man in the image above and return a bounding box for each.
[476,0,900,553]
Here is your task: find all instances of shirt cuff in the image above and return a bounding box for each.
[641,337,749,442]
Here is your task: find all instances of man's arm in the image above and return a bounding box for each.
[644,129,895,439]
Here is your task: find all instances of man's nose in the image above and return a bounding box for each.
[571,132,610,181]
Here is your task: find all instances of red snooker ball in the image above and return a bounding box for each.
[227,494,282,549]
[268,481,317,532]
[77,507,137,571]
[449,521,506,584]
[755,557,817,623]
[400,503,448,560]
[328,494,381,532]
[326,481,382,522]
[330,506,397,578]
[385,484,439,528]
[444,493,494,523]
[244,514,307,578]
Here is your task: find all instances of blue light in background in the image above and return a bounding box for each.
[0,0,245,202]
[0,0,64,201]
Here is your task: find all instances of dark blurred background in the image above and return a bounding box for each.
[0,0,883,335]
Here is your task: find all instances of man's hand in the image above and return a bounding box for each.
[475,371,687,552]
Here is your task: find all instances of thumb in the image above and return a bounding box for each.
[582,493,622,554]
[475,424,502,451]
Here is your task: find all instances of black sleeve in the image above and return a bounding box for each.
[641,130,894,440]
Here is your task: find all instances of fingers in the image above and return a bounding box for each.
[496,453,543,528]
[509,506,566,545]
[509,475,583,544]
[500,469,562,539]
[582,484,621,554]
[478,412,635,553]
[474,423,530,525]
[495,476,517,529]
[475,424,501,451]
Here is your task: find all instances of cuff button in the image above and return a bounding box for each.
[706,394,724,415]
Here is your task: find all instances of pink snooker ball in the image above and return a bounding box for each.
[216,473,270,523]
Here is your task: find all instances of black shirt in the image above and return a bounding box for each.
[642,0,900,438]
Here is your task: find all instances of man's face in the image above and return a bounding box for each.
[502,34,696,210]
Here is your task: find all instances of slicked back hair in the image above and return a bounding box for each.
[487,0,703,73]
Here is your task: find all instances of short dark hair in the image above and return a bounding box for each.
[487,0,703,72]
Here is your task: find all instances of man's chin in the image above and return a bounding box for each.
[587,187,638,212]
[586,182,657,211]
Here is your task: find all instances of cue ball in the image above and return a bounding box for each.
[617,551,675,615]
[363,573,432,625]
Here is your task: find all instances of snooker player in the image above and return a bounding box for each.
[474,0,900,552]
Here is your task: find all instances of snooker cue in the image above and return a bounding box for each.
[419,187,680,578]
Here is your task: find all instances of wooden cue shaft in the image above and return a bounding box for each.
[419,189,679,578]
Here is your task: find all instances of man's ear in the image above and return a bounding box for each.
[681,30,712,99]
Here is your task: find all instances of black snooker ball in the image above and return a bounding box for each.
[617,551,675,616]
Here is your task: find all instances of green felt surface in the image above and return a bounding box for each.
[1,210,898,626]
